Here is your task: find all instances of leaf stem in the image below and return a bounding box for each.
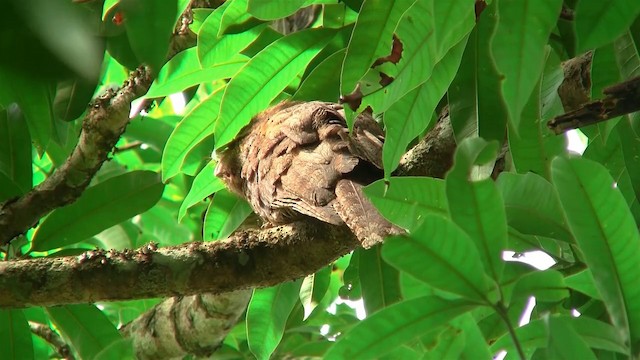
[494,302,526,360]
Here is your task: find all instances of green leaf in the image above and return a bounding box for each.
[340,0,416,94]
[247,280,302,360]
[0,309,33,360]
[358,246,402,314]
[362,0,473,112]
[574,0,640,52]
[31,171,164,252]
[382,38,466,177]
[146,48,246,98]
[198,1,266,67]
[325,296,475,359]
[0,172,23,203]
[565,269,601,300]
[0,105,32,193]
[300,266,331,319]
[446,137,506,282]
[364,177,448,232]
[120,0,178,73]
[546,316,598,360]
[203,189,252,240]
[491,315,628,355]
[162,88,223,181]
[552,156,640,344]
[247,0,308,20]
[293,48,345,102]
[507,50,566,179]
[448,1,507,142]
[491,0,562,130]
[46,304,123,360]
[214,28,335,149]
[383,215,492,302]
[510,270,569,304]
[497,172,573,243]
[179,161,225,221]
[219,0,256,36]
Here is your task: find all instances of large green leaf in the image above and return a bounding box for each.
[31,171,164,252]
[325,296,475,359]
[178,161,225,222]
[546,316,598,360]
[510,270,568,304]
[382,38,466,177]
[574,0,640,52]
[0,309,33,360]
[293,48,345,102]
[203,188,252,241]
[362,0,473,112]
[0,105,32,193]
[46,304,124,360]
[552,156,640,345]
[446,137,506,282]
[247,0,309,20]
[358,246,402,314]
[299,266,331,319]
[364,177,448,232]
[214,28,335,149]
[198,1,266,67]
[448,1,507,143]
[497,172,573,243]
[508,50,566,179]
[491,0,562,131]
[162,88,223,181]
[247,280,302,360]
[340,0,416,95]
[146,48,246,98]
[383,215,492,302]
[120,0,179,73]
[491,315,628,355]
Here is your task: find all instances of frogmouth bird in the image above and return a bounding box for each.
[214,101,400,248]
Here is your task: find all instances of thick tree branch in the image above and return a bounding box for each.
[0,67,152,246]
[0,117,456,308]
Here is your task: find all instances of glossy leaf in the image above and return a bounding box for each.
[362,0,473,112]
[179,161,225,221]
[383,215,492,302]
[248,0,308,20]
[218,0,256,36]
[491,315,628,355]
[552,156,640,343]
[574,0,640,52]
[0,309,33,360]
[448,1,507,142]
[300,266,331,319]
[547,315,598,360]
[247,280,302,360]
[325,296,475,359]
[198,1,266,67]
[491,0,562,130]
[162,88,223,181]
[565,269,601,300]
[340,0,415,94]
[382,38,467,177]
[214,28,334,149]
[46,304,123,360]
[364,177,448,232]
[146,48,246,98]
[293,48,345,102]
[358,246,402,314]
[510,270,569,304]
[203,189,252,241]
[31,171,164,252]
[446,137,506,282]
[497,172,573,243]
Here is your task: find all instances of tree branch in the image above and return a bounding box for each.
[0,67,152,246]
[0,115,456,308]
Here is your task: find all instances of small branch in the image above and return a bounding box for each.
[0,67,152,246]
[548,76,640,134]
[29,321,75,360]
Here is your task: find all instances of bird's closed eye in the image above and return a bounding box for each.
[326,113,345,125]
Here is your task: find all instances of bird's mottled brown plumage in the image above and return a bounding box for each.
[214,101,399,248]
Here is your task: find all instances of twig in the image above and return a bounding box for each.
[29,321,75,360]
